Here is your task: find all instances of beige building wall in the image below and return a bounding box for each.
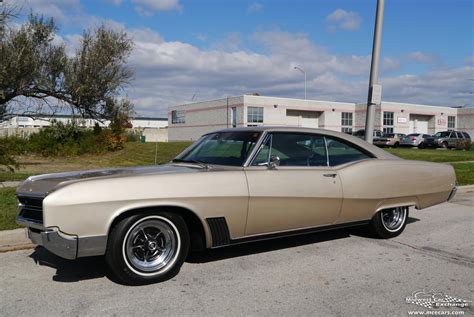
[167,95,468,141]
[168,96,244,141]
[457,108,474,138]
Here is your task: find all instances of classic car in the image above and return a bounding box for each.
[432,130,471,150]
[16,127,457,285]
[373,133,406,148]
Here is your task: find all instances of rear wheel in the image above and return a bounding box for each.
[393,142,399,148]
[106,212,190,285]
[370,207,408,239]
[442,141,448,149]
[418,142,425,149]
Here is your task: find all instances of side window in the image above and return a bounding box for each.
[252,133,328,167]
[456,132,463,139]
[462,132,470,139]
[252,136,271,165]
[326,136,372,166]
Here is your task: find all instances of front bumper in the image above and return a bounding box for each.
[28,227,78,259]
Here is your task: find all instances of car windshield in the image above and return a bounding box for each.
[383,133,395,138]
[173,131,261,166]
[434,132,451,138]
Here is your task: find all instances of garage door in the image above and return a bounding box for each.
[286,110,319,128]
[409,115,429,134]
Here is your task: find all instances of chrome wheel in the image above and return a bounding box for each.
[123,216,181,276]
[381,207,407,232]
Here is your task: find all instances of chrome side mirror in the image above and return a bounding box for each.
[268,155,280,169]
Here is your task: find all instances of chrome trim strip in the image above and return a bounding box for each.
[447,187,457,201]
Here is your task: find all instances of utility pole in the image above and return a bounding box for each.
[364,0,385,143]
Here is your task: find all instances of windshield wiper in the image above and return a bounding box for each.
[171,158,209,169]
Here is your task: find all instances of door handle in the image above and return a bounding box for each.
[323,173,337,178]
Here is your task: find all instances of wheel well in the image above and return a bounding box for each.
[108,206,207,252]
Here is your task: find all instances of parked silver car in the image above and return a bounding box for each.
[400,133,435,149]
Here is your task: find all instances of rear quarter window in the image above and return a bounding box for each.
[326,137,374,166]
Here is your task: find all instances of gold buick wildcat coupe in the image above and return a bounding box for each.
[17,127,457,284]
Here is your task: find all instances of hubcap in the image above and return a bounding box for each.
[123,217,179,274]
[381,207,406,232]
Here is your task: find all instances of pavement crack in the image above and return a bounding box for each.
[388,240,474,268]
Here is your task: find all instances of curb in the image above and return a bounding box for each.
[0,185,472,254]
[457,185,474,193]
[0,228,34,253]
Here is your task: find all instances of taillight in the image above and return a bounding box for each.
[411,137,417,141]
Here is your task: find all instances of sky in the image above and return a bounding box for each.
[6,0,474,116]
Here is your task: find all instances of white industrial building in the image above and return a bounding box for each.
[168,95,474,141]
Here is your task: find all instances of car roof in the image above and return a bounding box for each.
[211,126,398,160]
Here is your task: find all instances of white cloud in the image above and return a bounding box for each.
[21,0,81,25]
[407,51,436,63]
[326,9,362,31]
[247,2,264,14]
[132,0,182,15]
[381,66,474,107]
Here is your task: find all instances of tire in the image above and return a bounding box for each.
[393,142,399,148]
[370,207,409,239]
[442,141,448,149]
[106,211,190,285]
[418,142,425,149]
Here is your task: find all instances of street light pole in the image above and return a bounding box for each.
[294,66,307,100]
[364,0,385,143]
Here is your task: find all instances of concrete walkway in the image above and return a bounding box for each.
[0,181,21,188]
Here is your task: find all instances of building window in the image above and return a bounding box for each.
[383,111,394,134]
[341,112,353,134]
[448,116,455,129]
[171,110,185,124]
[247,107,263,123]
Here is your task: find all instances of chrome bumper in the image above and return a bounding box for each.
[447,186,457,202]
[27,228,78,260]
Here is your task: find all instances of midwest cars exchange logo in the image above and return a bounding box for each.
[406,289,471,309]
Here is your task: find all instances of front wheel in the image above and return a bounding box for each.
[370,207,409,239]
[106,212,190,285]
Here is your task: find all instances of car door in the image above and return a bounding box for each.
[448,131,457,148]
[244,132,343,236]
[455,132,464,149]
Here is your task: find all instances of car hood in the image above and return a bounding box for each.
[16,164,224,197]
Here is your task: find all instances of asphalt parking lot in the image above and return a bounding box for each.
[1,193,472,316]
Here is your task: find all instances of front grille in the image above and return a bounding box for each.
[17,196,44,224]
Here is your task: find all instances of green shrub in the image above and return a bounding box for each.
[0,136,27,172]
[27,120,121,157]
[125,130,140,142]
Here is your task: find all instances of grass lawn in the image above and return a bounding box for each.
[385,147,474,162]
[0,141,192,182]
[0,188,19,231]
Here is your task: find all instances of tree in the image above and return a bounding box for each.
[0,7,134,121]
